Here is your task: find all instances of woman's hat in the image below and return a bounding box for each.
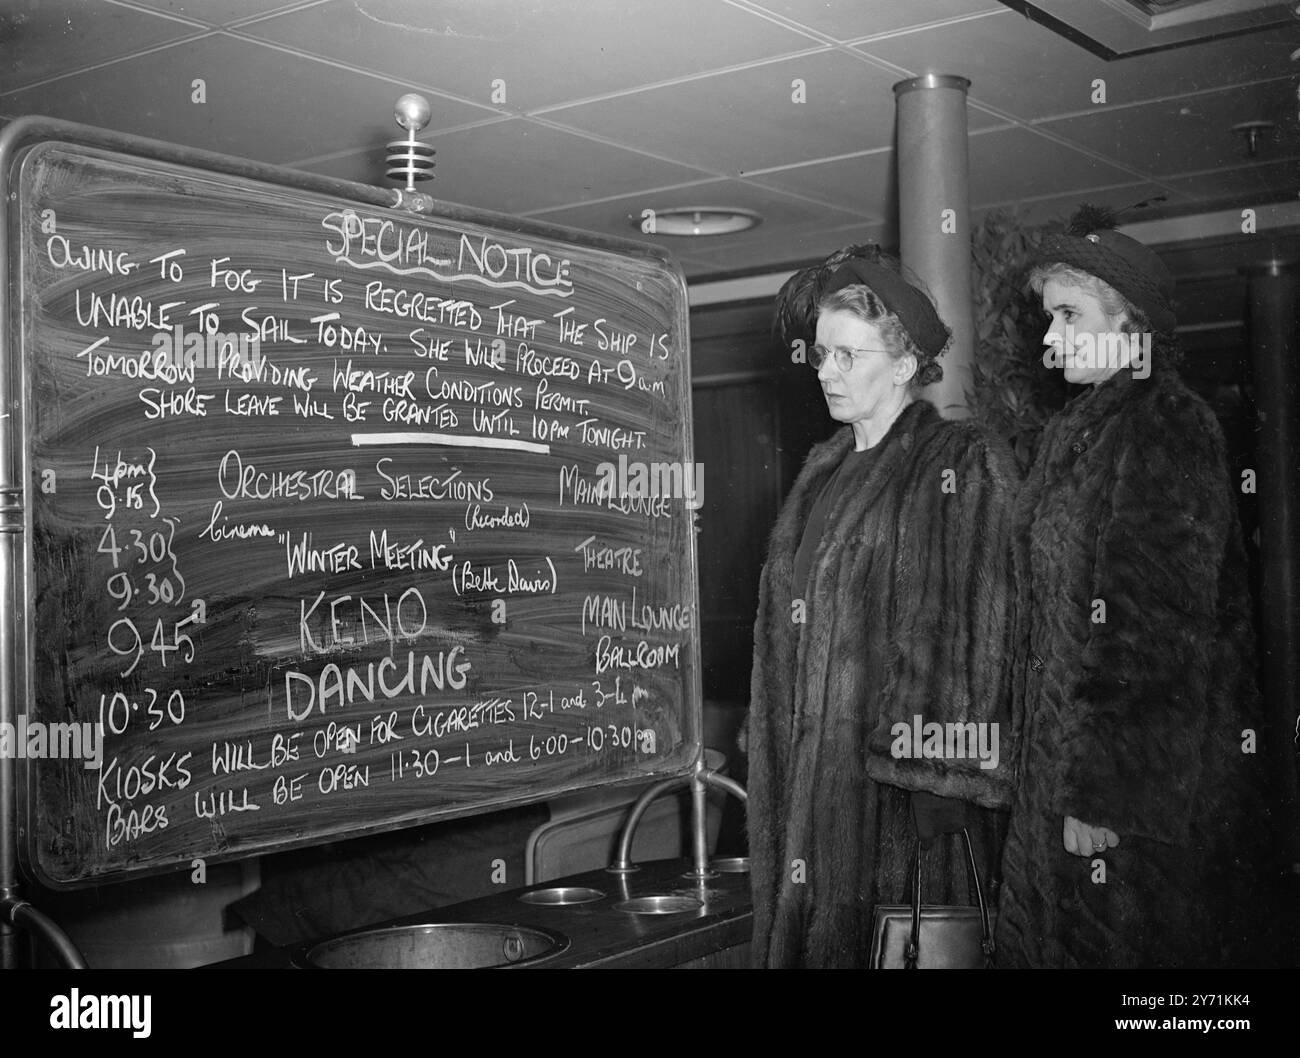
[1035,204,1177,333]
[774,244,951,370]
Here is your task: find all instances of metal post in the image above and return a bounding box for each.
[688,763,711,880]
[892,74,974,419]
[1242,261,1300,871]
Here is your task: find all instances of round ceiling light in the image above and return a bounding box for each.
[641,207,762,236]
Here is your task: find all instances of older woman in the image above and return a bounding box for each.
[995,206,1274,968]
[747,246,1019,968]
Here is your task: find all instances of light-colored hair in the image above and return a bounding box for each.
[817,285,940,389]
[1028,262,1152,336]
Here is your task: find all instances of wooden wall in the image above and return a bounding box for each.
[688,301,831,705]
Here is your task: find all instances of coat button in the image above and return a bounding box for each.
[1030,653,1044,671]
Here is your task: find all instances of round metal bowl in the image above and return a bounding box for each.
[517,886,605,907]
[709,856,751,873]
[302,922,568,969]
[613,894,703,915]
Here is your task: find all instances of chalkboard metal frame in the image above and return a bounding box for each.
[0,116,703,890]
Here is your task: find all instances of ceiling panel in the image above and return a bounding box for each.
[525,177,883,276]
[973,180,1194,228]
[678,218,891,274]
[746,150,895,216]
[858,6,1285,121]
[0,0,205,94]
[122,0,324,25]
[736,0,1005,43]
[301,119,717,213]
[241,0,813,112]
[546,49,908,175]
[1160,158,1300,207]
[1037,81,1300,179]
[525,175,870,236]
[967,126,1147,203]
[2,33,496,164]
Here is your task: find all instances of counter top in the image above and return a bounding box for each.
[210,857,754,969]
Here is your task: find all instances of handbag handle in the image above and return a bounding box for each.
[904,826,995,969]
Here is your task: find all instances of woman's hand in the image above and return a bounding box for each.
[1063,815,1119,857]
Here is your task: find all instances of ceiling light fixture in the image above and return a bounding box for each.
[640,207,761,237]
[1232,120,1276,159]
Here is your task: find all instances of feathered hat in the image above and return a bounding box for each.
[773,244,950,384]
[1035,204,1177,333]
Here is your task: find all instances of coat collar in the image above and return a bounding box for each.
[815,397,940,466]
[1053,336,1181,432]
[770,398,946,580]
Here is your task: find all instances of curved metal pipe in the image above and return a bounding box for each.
[609,767,749,874]
[1,898,87,968]
[608,776,690,873]
[700,770,747,803]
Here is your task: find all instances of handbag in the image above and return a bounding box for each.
[867,827,996,969]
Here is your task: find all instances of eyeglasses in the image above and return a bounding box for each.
[809,344,889,371]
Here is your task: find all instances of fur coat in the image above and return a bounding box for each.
[747,399,1020,968]
[995,351,1275,968]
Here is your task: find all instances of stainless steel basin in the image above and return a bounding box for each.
[614,894,702,915]
[518,886,605,907]
[302,923,568,969]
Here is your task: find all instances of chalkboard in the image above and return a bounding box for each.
[8,136,701,887]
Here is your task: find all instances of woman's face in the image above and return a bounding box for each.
[1041,277,1129,385]
[814,310,910,425]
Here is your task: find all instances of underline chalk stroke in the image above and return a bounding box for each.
[351,431,551,455]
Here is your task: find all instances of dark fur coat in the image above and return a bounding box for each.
[747,399,1020,968]
[995,353,1275,968]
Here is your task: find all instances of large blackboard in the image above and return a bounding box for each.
[8,138,700,887]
